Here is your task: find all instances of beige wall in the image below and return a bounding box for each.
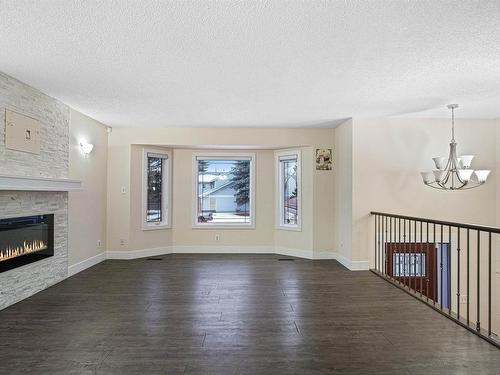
[313,147,336,252]
[351,118,497,264]
[68,109,108,266]
[106,127,335,254]
[333,119,353,261]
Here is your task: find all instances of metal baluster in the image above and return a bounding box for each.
[420,221,423,297]
[476,230,480,332]
[440,224,443,311]
[426,221,429,301]
[433,223,437,305]
[467,229,470,326]
[399,218,402,284]
[448,225,452,315]
[375,215,378,272]
[385,216,388,276]
[380,216,383,274]
[413,220,417,291]
[457,227,461,321]
[409,220,412,291]
[389,217,392,278]
[404,219,407,288]
[378,215,382,273]
[488,232,492,336]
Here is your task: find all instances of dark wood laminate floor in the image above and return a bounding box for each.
[1,254,499,375]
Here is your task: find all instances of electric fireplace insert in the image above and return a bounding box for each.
[0,214,54,273]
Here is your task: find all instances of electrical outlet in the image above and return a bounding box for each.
[215,234,221,241]
[459,294,468,304]
[121,186,127,195]
[97,240,101,248]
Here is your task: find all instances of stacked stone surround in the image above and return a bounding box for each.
[0,192,67,309]
[0,72,69,309]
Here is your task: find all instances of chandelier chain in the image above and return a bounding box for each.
[451,106,455,142]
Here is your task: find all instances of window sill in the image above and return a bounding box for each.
[192,223,255,230]
[142,223,171,231]
[276,225,302,232]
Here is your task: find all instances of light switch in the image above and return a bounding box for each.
[5,109,41,154]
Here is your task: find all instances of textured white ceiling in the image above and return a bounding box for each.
[1,1,499,128]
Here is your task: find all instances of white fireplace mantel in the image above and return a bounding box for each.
[0,174,82,192]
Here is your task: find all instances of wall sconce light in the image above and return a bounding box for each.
[80,141,94,156]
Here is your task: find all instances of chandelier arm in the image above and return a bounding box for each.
[458,183,485,190]
[424,180,483,191]
[451,142,466,185]
[441,169,451,185]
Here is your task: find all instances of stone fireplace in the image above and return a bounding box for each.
[0,72,74,310]
[0,214,54,273]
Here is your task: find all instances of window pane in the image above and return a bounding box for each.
[197,159,251,224]
[393,252,426,277]
[281,158,298,225]
[147,156,163,222]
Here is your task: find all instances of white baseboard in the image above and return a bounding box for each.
[104,245,368,270]
[275,246,314,259]
[313,250,337,260]
[106,246,171,260]
[336,253,370,271]
[171,245,275,254]
[68,252,106,276]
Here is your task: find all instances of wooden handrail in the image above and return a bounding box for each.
[370,211,500,234]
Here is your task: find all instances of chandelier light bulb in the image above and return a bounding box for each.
[458,169,474,182]
[432,157,447,170]
[474,170,490,183]
[459,155,474,169]
[433,170,446,182]
[420,171,435,184]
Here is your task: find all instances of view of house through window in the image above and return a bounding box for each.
[196,157,252,225]
[147,155,163,222]
[143,149,170,229]
[280,156,298,225]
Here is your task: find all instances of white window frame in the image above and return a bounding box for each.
[142,147,172,230]
[192,152,256,229]
[275,149,302,231]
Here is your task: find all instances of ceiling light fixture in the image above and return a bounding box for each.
[420,104,490,190]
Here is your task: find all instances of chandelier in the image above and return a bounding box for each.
[420,104,490,190]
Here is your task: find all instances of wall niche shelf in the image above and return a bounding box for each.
[0,174,82,192]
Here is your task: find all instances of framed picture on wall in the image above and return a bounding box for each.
[315,148,332,170]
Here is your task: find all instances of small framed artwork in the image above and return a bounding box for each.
[316,148,332,170]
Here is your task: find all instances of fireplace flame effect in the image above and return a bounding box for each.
[0,240,47,262]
